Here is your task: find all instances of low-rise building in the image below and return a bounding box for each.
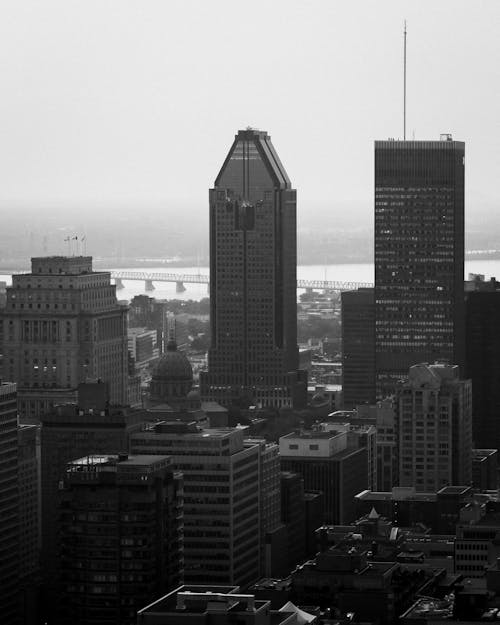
[136,586,298,625]
[355,486,473,534]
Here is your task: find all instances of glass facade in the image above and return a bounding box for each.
[374,139,465,397]
[201,129,306,408]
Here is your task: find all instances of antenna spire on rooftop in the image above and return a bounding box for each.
[403,20,407,141]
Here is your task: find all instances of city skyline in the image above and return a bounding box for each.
[0,2,499,224]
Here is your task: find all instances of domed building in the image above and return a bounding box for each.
[148,335,202,412]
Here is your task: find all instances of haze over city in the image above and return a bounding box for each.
[1,1,500,265]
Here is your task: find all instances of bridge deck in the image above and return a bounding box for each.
[110,270,372,291]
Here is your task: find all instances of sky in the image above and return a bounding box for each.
[0,0,499,230]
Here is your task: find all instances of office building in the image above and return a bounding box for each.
[248,438,286,576]
[200,128,307,409]
[0,256,128,420]
[374,137,465,397]
[132,421,262,586]
[341,287,375,408]
[397,363,472,492]
[40,382,146,619]
[0,381,18,624]
[454,502,500,578]
[355,485,473,534]
[128,327,160,370]
[136,586,297,625]
[465,276,500,451]
[472,449,498,491]
[279,428,367,524]
[57,454,183,625]
[291,543,443,624]
[322,421,377,491]
[18,423,41,623]
[280,471,306,569]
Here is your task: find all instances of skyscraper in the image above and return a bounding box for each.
[464,276,500,451]
[0,256,128,420]
[374,137,465,397]
[341,287,375,408]
[131,421,262,587]
[200,128,306,408]
[0,381,18,624]
[56,454,183,625]
[396,363,472,492]
[40,382,146,621]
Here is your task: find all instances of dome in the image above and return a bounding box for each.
[152,339,193,383]
[149,339,193,405]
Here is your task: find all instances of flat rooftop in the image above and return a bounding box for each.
[67,454,171,470]
[356,490,437,502]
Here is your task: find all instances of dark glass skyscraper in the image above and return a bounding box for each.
[201,128,306,408]
[374,137,465,397]
[341,288,375,408]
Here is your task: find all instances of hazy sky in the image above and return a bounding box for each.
[1,1,499,226]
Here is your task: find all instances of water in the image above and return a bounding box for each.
[2,259,500,302]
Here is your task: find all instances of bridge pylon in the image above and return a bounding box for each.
[145,280,155,291]
[176,281,186,293]
[114,278,124,289]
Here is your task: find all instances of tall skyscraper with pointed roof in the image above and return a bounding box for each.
[200,129,306,408]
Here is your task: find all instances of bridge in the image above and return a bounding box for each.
[109,270,372,293]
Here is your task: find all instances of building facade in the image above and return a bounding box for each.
[374,137,465,397]
[397,363,472,492]
[18,422,41,621]
[132,421,262,586]
[200,128,306,409]
[465,278,500,451]
[0,256,128,419]
[279,428,367,524]
[40,382,146,620]
[57,454,183,625]
[341,287,375,408]
[0,381,19,624]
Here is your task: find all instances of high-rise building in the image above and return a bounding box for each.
[341,288,375,408]
[374,137,465,397]
[40,382,146,620]
[131,421,262,587]
[57,453,183,625]
[18,423,41,622]
[0,381,19,624]
[280,471,306,569]
[396,363,472,492]
[248,438,285,576]
[465,276,500,451]
[0,256,128,420]
[200,128,307,409]
[279,428,367,524]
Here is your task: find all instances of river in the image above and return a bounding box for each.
[1,260,499,302]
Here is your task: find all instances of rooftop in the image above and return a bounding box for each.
[66,453,172,474]
[355,489,437,502]
[136,586,292,622]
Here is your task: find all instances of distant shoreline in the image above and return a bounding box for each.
[2,249,500,274]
